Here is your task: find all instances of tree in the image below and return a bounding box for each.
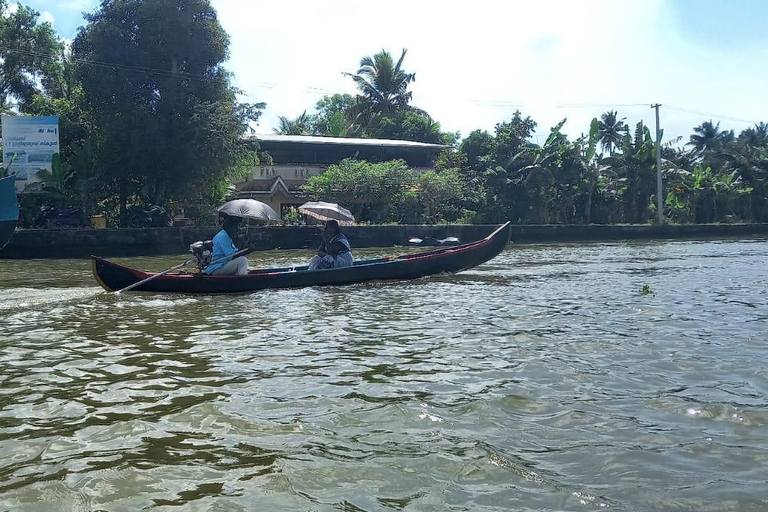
[28,49,95,162]
[344,48,421,132]
[723,146,768,222]
[597,110,628,155]
[374,109,446,143]
[0,0,62,112]
[273,110,313,135]
[688,120,734,155]
[311,94,354,136]
[72,0,264,224]
[737,122,768,149]
[603,122,659,223]
[416,168,468,223]
[301,159,416,223]
[460,130,495,174]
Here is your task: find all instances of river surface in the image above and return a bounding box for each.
[0,239,767,511]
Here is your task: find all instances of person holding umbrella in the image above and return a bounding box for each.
[308,220,354,270]
[205,214,251,275]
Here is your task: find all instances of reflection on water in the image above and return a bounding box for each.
[1,241,767,510]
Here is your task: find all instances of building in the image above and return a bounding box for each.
[235,135,448,217]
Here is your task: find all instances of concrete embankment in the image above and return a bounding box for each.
[1,223,767,259]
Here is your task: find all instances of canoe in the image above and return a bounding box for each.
[92,222,511,294]
[0,175,19,251]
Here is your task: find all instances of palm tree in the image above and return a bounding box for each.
[687,120,734,155]
[343,49,421,131]
[273,111,314,135]
[723,146,768,221]
[737,122,768,149]
[597,110,628,155]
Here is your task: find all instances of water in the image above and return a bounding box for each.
[0,240,767,511]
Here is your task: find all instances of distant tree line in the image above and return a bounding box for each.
[295,50,767,225]
[1,0,766,226]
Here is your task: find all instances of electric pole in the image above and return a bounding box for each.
[651,104,664,224]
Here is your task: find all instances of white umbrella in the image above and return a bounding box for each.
[218,199,280,223]
[298,201,355,225]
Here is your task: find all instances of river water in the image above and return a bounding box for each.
[0,239,767,511]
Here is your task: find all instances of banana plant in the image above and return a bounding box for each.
[601,121,658,223]
[35,153,73,200]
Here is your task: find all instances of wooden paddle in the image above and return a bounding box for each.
[114,247,251,294]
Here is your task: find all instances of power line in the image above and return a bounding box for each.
[664,105,760,125]
[555,103,649,108]
[4,46,766,128]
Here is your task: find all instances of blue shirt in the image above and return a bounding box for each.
[205,229,238,274]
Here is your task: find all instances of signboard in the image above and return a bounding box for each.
[253,164,325,180]
[1,115,60,193]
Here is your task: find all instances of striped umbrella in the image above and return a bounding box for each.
[298,201,355,225]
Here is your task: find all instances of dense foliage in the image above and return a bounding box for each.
[69,0,264,224]
[0,0,61,112]
[300,159,471,224]
[1,1,766,226]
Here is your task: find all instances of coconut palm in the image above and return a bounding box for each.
[737,122,768,149]
[687,120,734,155]
[723,146,768,221]
[273,111,314,135]
[597,110,628,155]
[343,49,422,131]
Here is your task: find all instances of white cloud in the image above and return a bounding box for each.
[21,0,768,145]
[214,0,670,139]
[61,0,98,10]
[39,10,55,25]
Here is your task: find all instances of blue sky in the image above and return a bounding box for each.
[10,0,768,145]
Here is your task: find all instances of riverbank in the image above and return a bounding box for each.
[1,223,767,259]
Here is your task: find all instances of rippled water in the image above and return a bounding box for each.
[1,240,767,511]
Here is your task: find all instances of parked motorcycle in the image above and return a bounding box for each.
[127,205,174,228]
[33,204,88,229]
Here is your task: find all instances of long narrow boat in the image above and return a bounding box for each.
[92,222,511,293]
[0,175,19,251]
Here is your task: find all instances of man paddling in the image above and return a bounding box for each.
[205,214,252,275]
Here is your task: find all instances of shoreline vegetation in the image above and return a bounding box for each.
[1,1,766,230]
[1,223,766,260]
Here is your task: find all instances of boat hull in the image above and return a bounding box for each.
[0,175,19,251]
[93,222,512,293]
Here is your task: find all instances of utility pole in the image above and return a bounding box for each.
[651,104,664,224]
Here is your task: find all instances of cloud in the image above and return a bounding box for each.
[60,0,98,10]
[222,0,768,144]
[39,10,55,25]
[22,0,765,144]
[213,0,669,138]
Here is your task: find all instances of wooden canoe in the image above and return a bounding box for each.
[92,222,511,294]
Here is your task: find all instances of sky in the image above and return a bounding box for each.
[10,0,768,146]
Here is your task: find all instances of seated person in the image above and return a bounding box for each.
[308,220,354,270]
[205,214,250,275]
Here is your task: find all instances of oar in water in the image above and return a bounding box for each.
[114,247,251,294]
